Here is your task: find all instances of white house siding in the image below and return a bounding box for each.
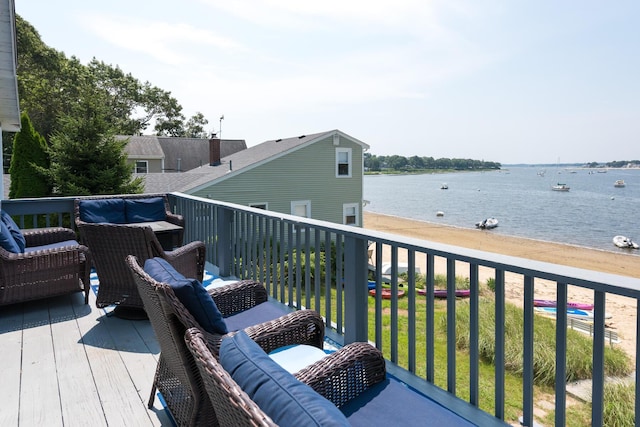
[189,135,364,226]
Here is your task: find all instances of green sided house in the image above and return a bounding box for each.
[140,130,370,227]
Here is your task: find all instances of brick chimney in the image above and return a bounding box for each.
[209,136,221,166]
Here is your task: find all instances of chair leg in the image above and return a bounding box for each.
[148,380,157,409]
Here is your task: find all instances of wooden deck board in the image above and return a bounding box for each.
[0,304,24,426]
[20,298,63,427]
[0,287,173,427]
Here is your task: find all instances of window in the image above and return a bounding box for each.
[250,203,268,210]
[343,203,359,226]
[135,160,148,174]
[336,148,352,178]
[291,200,311,218]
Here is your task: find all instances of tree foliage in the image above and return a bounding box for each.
[8,112,50,198]
[364,153,501,172]
[43,90,144,196]
[14,14,210,141]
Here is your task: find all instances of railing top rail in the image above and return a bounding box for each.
[171,192,640,299]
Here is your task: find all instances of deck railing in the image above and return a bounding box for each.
[4,192,640,427]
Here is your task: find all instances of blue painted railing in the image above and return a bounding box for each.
[4,192,640,427]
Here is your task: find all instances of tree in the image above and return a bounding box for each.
[8,112,51,198]
[184,112,210,138]
[44,89,143,196]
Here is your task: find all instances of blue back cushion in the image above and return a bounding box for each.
[79,199,126,223]
[0,220,21,253]
[125,197,166,223]
[220,331,349,427]
[144,257,228,334]
[1,210,25,252]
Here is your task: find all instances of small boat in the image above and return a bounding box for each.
[418,288,471,298]
[613,235,639,249]
[533,299,594,311]
[535,307,612,319]
[440,183,448,190]
[614,179,626,188]
[369,289,405,299]
[436,211,444,217]
[552,183,570,191]
[475,217,498,229]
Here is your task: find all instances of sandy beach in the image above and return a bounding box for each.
[363,211,640,357]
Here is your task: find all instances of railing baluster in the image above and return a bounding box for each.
[592,290,606,427]
[469,262,479,406]
[555,282,568,427]
[408,250,416,373]
[522,275,534,426]
[494,269,505,420]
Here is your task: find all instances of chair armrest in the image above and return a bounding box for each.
[165,212,184,227]
[163,240,206,281]
[244,309,325,354]
[208,280,269,317]
[294,342,387,408]
[200,309,325,358]
[22,227,78,247]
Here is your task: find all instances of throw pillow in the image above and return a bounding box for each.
[0,210,25,252]
[0,220,21,253]
[78,199,126,223]
[125,197,166,223]
[143,257,228,334]
[220,331,349,427]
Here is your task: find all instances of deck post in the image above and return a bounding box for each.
[343,235,369,344]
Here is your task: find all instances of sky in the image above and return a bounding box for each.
[15,1,640,165]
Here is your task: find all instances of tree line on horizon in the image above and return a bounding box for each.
[364,153,501,172]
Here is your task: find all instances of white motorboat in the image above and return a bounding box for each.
[552,183,570,191]
[440,183,448,190]
[614,179,626,188]
[476,217,498,229]
[613,235,639,249]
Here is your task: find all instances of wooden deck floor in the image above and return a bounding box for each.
[0,288,174,427]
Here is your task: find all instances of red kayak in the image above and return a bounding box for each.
[369,289,406,299]
[533,299,594,311]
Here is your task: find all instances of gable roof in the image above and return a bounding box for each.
[120,135,164,159]
[158,136,246,172]
[183,129,369,194]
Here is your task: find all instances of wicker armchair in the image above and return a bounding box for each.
[0,227,91,306]
[78,223,205,313]
[184,328,387,426]
[126,255,326,426]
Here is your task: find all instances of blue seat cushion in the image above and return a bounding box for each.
[79,199,126,223]
[224,302,289,332]
[144,257,228,334]
[125,197,166,223]
[1,210,25,252]
[341,376,475,426]
[220,331,349,427]
[25,240,79,252]
[0,220,21,253]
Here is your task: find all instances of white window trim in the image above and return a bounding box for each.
[336,147,352,178]
[291,200,311,218]
[135,160,149,174]
[343,203,359,226]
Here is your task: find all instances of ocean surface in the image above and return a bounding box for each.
[363,166,640,256]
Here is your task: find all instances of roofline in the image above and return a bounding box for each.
[186,129,368,193]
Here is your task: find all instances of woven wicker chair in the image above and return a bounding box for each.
[78,223,205,313]
[126,255,326,426]
[184,328,387,426]
[0,227,91,306]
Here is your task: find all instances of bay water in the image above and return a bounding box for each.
[364,166,640,256]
